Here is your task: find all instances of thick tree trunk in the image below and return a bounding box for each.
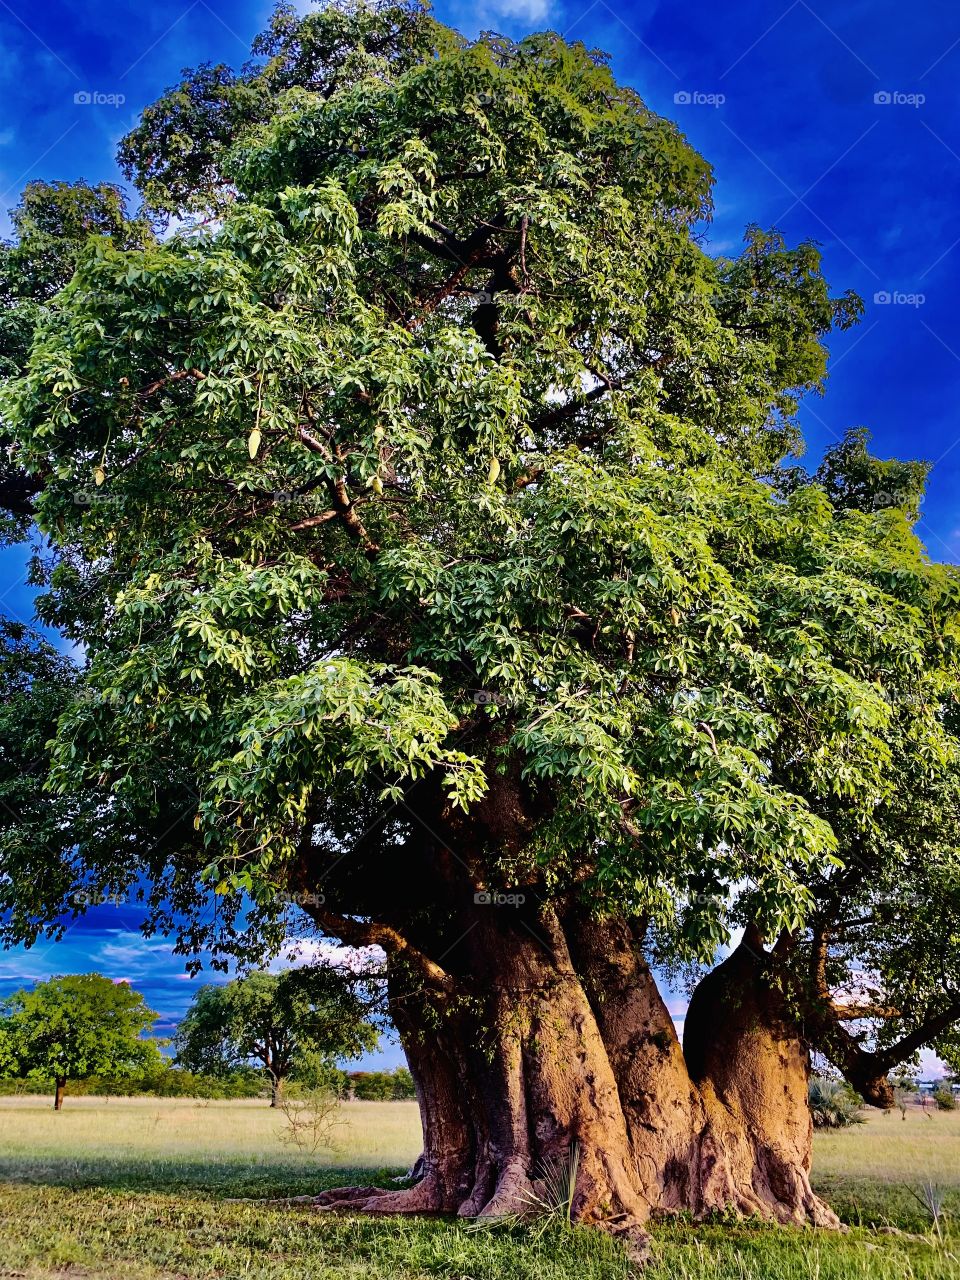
[338,966,478,1214]
[315,904,651,1260]
[683,927,839,1227]
[53,1077,66,1111]
[568,913,710,1212]
[270,1076,283,1108]
[569,914,838,1225]
[313,896,836,1240]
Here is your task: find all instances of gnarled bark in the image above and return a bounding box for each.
[567,913,707,1212]
[316,903,652,1260]
[306,767,838,1241]
[683,926,839,1227]
[570,914,838,1226]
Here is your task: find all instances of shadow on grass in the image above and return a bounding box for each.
[0,1154,405,1199]
[3,1154,957,1236]
[813,1175,960,1236]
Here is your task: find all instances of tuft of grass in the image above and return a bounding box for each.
[908,1179,950,1244]
[468,1141,582,1241]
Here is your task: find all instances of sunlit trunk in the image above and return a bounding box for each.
[683,928,839,1226]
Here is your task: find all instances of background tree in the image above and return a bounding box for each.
[0,0,958,1253]
[0,973,159,1109]
[175,967,378,1105]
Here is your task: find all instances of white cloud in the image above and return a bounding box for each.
[96,933,177,976]
[271,937,386,975]
[482,0,554,22]
[449,0,557,34]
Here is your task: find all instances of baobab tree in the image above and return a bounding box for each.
[1,1,959,1257]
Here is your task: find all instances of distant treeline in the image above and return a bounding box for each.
[0,1064,416,1101]
[347,1068,416,1100]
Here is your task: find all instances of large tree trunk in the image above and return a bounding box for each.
[682,927,839,1227]
[53,1077,66,1111]
[569,914,838,1225]
[567,913,711,1213]
[315,903,652,1260]
[310,801,837,1244]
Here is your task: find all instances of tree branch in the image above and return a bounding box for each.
[137,368,205,398]
[528,379,622,437]
[310,906,455,994]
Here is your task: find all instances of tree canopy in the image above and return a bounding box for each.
[175,967,378,1103]
[0,973,159,1108]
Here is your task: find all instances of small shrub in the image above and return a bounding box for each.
[934,1088,957,1111]
[277,1087,342,1154]
[808,1076,864,1129]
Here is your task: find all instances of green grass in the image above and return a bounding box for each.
[1,1096,958,1278]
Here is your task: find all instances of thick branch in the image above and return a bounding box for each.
[528,380,623,437]
[798,929,959,1105]
[137,368,205,398]
[309,905,454,993]
[872,997,960,1072]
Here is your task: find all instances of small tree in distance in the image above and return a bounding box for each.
[175,968,378,1106]
[0,973,158,1109]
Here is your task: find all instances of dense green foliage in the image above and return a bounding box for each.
[0,180,153,538]
[175,969,378,1093]
[0,973,158,1100]
[0,621,84,945]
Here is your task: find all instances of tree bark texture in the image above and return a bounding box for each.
[314,902,836,1246]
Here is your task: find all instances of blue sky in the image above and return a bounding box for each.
[0,0,957,1072]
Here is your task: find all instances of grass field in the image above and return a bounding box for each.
[1,1096,958,1278]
